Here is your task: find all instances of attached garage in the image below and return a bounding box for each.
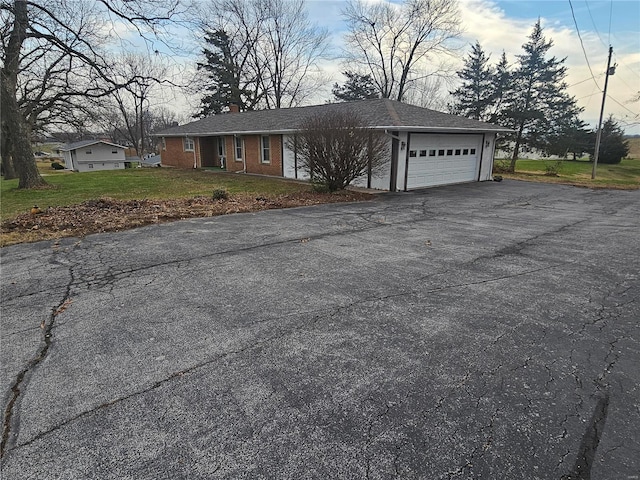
[405,134,483,189]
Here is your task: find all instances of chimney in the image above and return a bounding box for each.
[228,103,240,113]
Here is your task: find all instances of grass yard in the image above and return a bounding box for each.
[497,157,640,189]
[1,166,311,221]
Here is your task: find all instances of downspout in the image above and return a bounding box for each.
[188,136,196,169]
[294,134,298,179]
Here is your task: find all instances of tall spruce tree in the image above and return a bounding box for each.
[500,21,582,171]
[450,41,495,121]
[196,30,256,116]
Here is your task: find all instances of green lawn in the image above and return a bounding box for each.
[497,157,640,189]
[1,167,310,220]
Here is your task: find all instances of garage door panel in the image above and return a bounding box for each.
[406,134,482,189]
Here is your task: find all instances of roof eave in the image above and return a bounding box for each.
[154,125,513,137]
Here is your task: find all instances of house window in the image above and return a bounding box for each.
[470,148,476,155]
[184,137,195,151]
[261,135,270,163]
[438,149,445,156]
[463,148,469,155]
[419,150,427,157]
[429,150,436,156]
[235,136,243,162]
[88,164,93,168]
[112,150,118,154]
[455,149,461,155]
[446,149,453,156]
[162,137,166,150]
[86,150,92,154]
[114,163,119,167]
[409,150,417,157]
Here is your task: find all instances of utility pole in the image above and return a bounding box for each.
[592,46,615,179]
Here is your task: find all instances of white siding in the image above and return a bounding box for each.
[282,135,308,180]
[284,131,496,191]
[71,143,126,172]
[284,134,392,189]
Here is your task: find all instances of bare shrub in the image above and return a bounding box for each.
[287,111,389,191]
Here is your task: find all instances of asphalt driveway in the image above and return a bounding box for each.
[1,180,639,479]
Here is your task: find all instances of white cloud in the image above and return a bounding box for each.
[454,0,639,133]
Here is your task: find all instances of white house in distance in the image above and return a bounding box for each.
[60,140,127,172]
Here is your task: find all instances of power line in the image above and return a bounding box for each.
[576,91,601,101]
[607,94,640,117]
[569,73,605,88]
[568,0,601,89]
[584,0,607,48]
[613,52,640,82]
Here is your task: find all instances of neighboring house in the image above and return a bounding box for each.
[60,140,127,172]
[156,99,511,191]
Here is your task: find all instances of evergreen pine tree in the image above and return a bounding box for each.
[449,41,495,121]
[489,52,511,123]
[501,21,582,171]
[546,117,594,159]
[332,71,380,102]
[595,116,629,164]
[196,30,253,117]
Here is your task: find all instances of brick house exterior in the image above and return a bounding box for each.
[161,134,283,175]
[156,99,510,191]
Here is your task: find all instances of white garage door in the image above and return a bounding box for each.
[406,134,482,189]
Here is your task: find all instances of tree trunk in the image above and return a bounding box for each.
[510,121,525,173]
[0,125,17,179]
[2,0,47,189]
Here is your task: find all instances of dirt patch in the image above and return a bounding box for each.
[1,191,372,247]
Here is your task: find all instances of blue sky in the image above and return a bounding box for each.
[147,0,640,134]
[305,0,640,133]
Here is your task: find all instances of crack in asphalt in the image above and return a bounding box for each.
[561,390,610,480]
[3,190,637,474]
[0,200,589,304]
[1,265,75,459]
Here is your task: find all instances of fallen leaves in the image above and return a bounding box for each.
[1,191,372,246]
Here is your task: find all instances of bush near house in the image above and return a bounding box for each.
[287,111,389,192]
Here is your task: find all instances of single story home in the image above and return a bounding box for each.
[156,99,511,191]
[60,140,127,172]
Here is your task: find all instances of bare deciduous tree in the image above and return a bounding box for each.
[197,0,328,113]
[0,0,181,188]
[342,0,461,102]
[287,111,389,191]
[108,52,170,157]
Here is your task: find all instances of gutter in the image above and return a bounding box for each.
[155,125,514,138]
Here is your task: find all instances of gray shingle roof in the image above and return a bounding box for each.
[60,140,127,151]
[155,99,511,137]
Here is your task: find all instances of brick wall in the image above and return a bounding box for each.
[161,137,199,168]
[163,134,283,175]
[223,134,282,176]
